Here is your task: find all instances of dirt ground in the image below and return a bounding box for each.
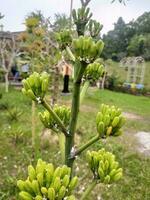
[135,132,150,156]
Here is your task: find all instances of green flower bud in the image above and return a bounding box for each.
[58,186,66,200]
[17,180,26,191]
[19,191,33,200]
[35,195,42,200]
[62,175,70,188]
[48,188,55,200]
[28,165,36,181]
[69,176,78,191]
[41,187,48,196]
[31,180,40,195]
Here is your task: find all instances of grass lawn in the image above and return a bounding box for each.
[0,85,150,200]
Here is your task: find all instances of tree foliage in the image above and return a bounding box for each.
[53,13,70,32]
[127,34,150,60]
[0,12,4,20]
[102,12,150,61]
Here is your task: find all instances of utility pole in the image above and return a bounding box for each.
[70,0,73,29]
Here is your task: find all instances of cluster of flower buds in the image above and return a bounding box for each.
[25,17,39,30]
[22,72,49,103]
[86,149,123,184]
[72,7,92,36]
[72,36,104,64]
[39,105,71,132]
[96,104,125,138]
[84,62,104,82]
[17,159,78,200]
[55,30,72,50]
[89,19,103,39]
[33,27,45,37]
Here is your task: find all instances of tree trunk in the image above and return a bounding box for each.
[101,72,106,89]
[4,72,9,93]
[70,0,73,29]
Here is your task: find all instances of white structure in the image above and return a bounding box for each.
[120,56,145,84]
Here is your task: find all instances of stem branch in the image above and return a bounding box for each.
[73,135,99,158]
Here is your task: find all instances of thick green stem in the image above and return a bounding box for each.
[80,180,97,200]
[42,99,69,137]
[65,62,87,168]
[65,81,81,167]
[73,135,99,158]
[80,80,90,104]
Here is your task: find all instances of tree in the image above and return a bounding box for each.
[128,34,150,60]
[102,10,150,61]
[0,34,18,92]
[0,12,4,20]
[102,17,129,60]
[102,16,138,61]
[134,12,150,34]
[126,12,150,60]
[0,14,18,92]
[53,13,70,32]
[18,12,51,154]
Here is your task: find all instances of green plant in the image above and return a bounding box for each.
[7,106,22,121]
[17,1,126,199]
[7,126,24,145]
[18,34,125,199]
[0,101,9,110]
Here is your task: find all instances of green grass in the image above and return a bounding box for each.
[0,85,150,200]
[85,88,150,117]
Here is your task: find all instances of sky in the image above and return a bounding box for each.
[0,0,150,34]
